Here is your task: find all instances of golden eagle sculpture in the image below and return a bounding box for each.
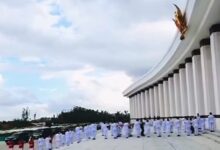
[173,4,188,40]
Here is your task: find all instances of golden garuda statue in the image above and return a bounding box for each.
[173,4,188,40]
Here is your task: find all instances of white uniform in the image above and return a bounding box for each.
[133,121,141,137]
[75,127,82,143]
[103,123,109,139]
[84,126,90,140]
[122,123,129,138]
[156,120,162,137]
[90,124,97,140]
[45,137,52,150]
[61,133,65,146]
[144,121,151,137]
[199,118,205,134]
[185,119,191,136]
[65,131,70,146]
[112,123,118,139]
[170,119,174,133]
[193,118,199,135]
[55,133,61,148]
[166,120,172,137]
[175,119,181,136]
[37,138,44,150]
[208,114,215,132]
[162,120,166,133]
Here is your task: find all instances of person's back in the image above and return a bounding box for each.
[208,112,215,132]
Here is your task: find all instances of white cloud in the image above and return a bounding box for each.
[42,66,133,113]
[0,0,187,120]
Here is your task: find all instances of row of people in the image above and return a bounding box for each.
[32,113,216,149]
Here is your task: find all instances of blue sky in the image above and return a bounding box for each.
[0,0,186,120]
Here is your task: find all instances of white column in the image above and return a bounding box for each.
[210,24,220,129]
[129,97,133,119]
[158,81,164,117]
[163,78,170,117]
[137,93,142,118]
[132,97,135,119]
[200,39,215,114]
[144,90,150,118]
[141,91,145,118]
[149,87,155,117]
[135,95,139,118]
[185,58,196,116]
[173,70,182,116]
[179,64,188,116]
[192,49,205,115]
[168,75,176,117]
[133,95,137,118]
[153,85,159,116]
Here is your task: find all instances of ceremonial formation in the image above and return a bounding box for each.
[123,0,220,130]
[17,113,215,150]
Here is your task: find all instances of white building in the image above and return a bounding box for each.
[123,0,220,130]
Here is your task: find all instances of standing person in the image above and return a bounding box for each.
[7,140,14,150]
[208,112,215,132]
[45,136,52,150]
[193,117,199,136]
[91,124,97,140]
[185,118,191,136]
[103,123,109,139]
[18,139,24,150]
[199,117,205,134]
[144,119,151,137]
[175,118,181,136]
[28,136,35,150]
[84,125,90,140]
[75,127,82,143]
[166,118,172,137]
[37,137,42,150]
[55,132,61,148]
[162,119,166,133]
[112,123,118,139]
[156,118,162,137]
[122,123,129,138]
[170,119,174,133]
[153,118,157,134]
[133,119,141,138]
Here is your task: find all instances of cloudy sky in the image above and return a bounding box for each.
[0,0,186,120]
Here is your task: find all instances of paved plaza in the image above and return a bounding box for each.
[59,132,220,150]
[1,131,220,150]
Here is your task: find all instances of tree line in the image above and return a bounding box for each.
[52,106,130,124]
[0,106,130,130]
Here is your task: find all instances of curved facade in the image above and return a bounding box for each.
[123,0,220,129]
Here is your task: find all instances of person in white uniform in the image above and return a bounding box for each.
[144,119,151,137]
[156,119,162,137]
[162,119,166,133]
[112,123,118,139]
[133,119,141,138]
[103,123,109,139]
[55,132,61,148]
[193,117,199,136]
[185,118,191,136]
[208,112,215,132]
[45,136,52,150]
[166,118,172,137]
[122,123,129,138]
[75,127,82,143]
[175,118,181,136]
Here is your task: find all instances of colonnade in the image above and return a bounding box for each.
[129,24,220,123]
